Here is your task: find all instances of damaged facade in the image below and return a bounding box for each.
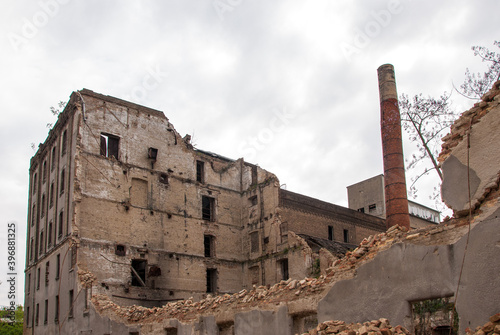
[24,89,386,334]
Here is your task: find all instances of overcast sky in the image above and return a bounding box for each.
[0,0,498,307]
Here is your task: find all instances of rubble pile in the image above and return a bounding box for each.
[466,313,500,335]
[300,318,410,335]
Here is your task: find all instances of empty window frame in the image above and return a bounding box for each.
[42,160,47,184]
[68,290,74,318]
[206,268,217,293]
[39,231,44,254]
[357,207,365,213]
[60,168,65,195]
[48,221,53,247]
[30,238,34,261]
[45,261,49,286]
[37,267,40,290]
[35,303,39,326]
[41,194,46,218]
[27,273,31,294]
[368,204,377,213]
[32,173,37,194]
[196,160,205,183]
[328,225,334,241]
[278,259,289,281]
[55,254,60,280]
[343,229,349,243]
[202,196,215,221]
[54,295,59,323]
[44,299,48,324]
[61,130,67,156]
[204,235,215,257]
[49,183,54,208]
[31,204,36,227]
[131,259,147,287]
[58,211,64,238]
[100,133,119,159]
[70,245,77,269]
[250,231,259,253]
[115,244,126,256]
[51,146,57,171]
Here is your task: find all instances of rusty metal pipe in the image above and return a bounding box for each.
[377,64,410,230]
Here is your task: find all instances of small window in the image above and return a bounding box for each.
[131,259,147,287]
[68,290,74,318]
[26,306,30,327]
[42,160,47,184]
[37,267,40,290]
[30,238,34,261]
[41,194,46,218]
[202,196,215,221]
[148,147,158,160]
[249,195,258,206]
[357,207,365,213]
[204,235,215,257]
[56,254,60,280]
[343,229,349,243]
[368,204,377,213]
[51,146,57,171]
[115,244,126,256]
[100,133,120,159]
[35,303,39,326]
[32,173,37,194]
[31,204,36,227]
[54,295,59,322]
[328,225,334,241]
[70,245,77,269]
[49,183,54,208]
[45,261,49,286]
[48,221,53,247]
[39,231,44,254]
[196,160,205,183]
[27,273,31,294]
[165,328,178,335]
[44,299,48,324]
[58,211,64,237]
[159,173,168,184]
[206,268,217,293]
[278,259,289,281]
[60,168,65,195]
[61,130,67,156]
[250,232,259,253]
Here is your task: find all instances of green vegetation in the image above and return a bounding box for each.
[0,305,23,335]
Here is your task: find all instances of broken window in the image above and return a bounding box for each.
[249,195,258,206]
[202,196,215,221]
[204,235,215,257]
[328,226,334,241]
[196,160,205,183]
[61,130,67,156]
[357,207,365,213]
[68,290,74,318]
[368,204,377,213]
[100,133,120,159]
[278,259,289,281]
[206,268,217,293]
[343,229,349,243]
[115,244,126,256]
[148,147,158,160]
[250,232,259,253]
[131,259,147,287]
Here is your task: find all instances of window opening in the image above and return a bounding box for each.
[54,295,59,322]
[42,160,47,184]
[44,299,48,324]
[45,261,49,286]
[39,231,44,254]
[328,225,334,241]
[250,232,259,253]
[49,183,54,208]
[48,221,53,247]
[51,146,57,171]
[206,268,217,293]
[278,259,289,281]
[60,168,65,195]
[58,211,64,237]
[61,130,67,156]
[56,254,60,280]
[343,229,349,243]
[204,235,215,257]
[202,196,215,221]
[196,160,205,183]
[131,259,147,287]
[68,290,74,318]
[115,244,126,256]
[33,173,37,194]
[368,204,377,213]
[37,267,40,290]
[41,194,46,218]
[100,133,119,159]
[358,207,365,213]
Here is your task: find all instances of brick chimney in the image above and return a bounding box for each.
[377,64,410,230]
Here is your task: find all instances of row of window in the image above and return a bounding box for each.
[328,226,350,243]
[32,129,68,196]
[32,169,66,226]
[30,209,67,261]
[27,289,79,328]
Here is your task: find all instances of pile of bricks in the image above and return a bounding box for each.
[300,318,410,335]
[466,313,500,335]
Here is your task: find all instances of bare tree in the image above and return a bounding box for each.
[399,93,457,199]
[457,40,500,100]
[47,100,66,128]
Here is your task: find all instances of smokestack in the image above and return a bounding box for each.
[377,64,410,230]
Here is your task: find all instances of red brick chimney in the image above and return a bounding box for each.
[377,64,410,230]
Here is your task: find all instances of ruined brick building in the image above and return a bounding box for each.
[24,89,387,334]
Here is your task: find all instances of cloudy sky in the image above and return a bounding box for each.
[0,0,498,306]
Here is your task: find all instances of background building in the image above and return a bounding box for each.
[347,174,440,229]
